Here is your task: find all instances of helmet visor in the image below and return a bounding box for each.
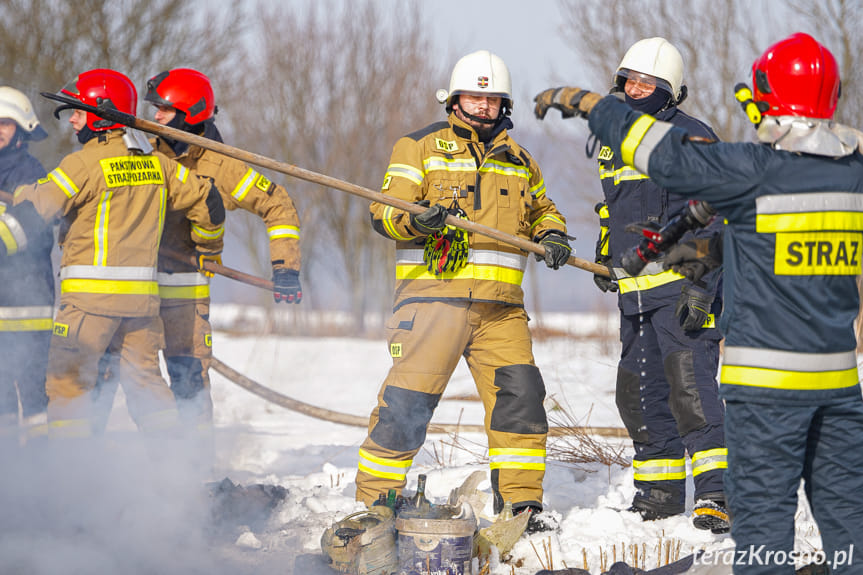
[614,69,674,97]
[60,77,81,97]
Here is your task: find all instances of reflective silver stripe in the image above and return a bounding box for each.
[396,248,527,270]
[756,192,863,214]
[488,454,545,465]
[613,262,666,279]
[691,451,727,475]
[48,168,79,198]
[632,122,673,174]
[60,265,157,281]
[232,168,257,201]
[157,272,210,286]
[387,164,424,185]
[0,306,53,319]
[723,346,857,372]
[424,157,476,172]
[0,212,28,252]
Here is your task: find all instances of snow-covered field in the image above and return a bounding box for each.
[0,309,825,575]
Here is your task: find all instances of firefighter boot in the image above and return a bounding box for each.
[628,486,685,521]
[692,493,730,534]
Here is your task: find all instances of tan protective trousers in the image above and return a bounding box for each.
[356,300,548,512]
[46,304,177,438]
[160,299,214,427]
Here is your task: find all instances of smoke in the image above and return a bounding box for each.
[0,434,263,575]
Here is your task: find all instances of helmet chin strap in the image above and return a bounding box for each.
[459,108,498,125]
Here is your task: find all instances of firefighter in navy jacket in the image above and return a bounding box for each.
[536,32,863,574]
[538,38,729,533]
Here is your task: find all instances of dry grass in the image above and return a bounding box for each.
[546,398,629,470]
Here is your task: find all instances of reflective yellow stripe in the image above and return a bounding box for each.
[756,211,863,233]
[424,157,476,173]
[61,278,159,295]
[382,205,413,241]
[691,448,728,477]
[598,165,649,184]
[720,364,859,390]
[617,269,684,293]
[0,318,54,331]
[191,223,224,240]
[396,263,523,285]
[48,168,80,198]
[267,225,300,240]
[488,447,546,471]
[0,221,17,254]
[479,159,530,180]
[530,179,546,198]
[530,214,565,230]
[387,163,424,185]
[93,190,113,266]
[632,457,686,481]
[176,164,190,183]
[232,168,257,201]
[357,448,412,480]
[159,285,210,299]
[621,115,656,167]
[48,418,91,439]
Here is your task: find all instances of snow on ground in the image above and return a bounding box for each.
[0,309,825,575]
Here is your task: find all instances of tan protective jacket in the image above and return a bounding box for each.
[14,130,224,317]
[370,114,567,309]
[153,139,301,302]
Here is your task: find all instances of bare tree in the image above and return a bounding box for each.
[226,0,444,332]
[0,0,245,167]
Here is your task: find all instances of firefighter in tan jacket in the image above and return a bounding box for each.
[135,68,302,430]
[357,51,571,527]
[12,69,225,439]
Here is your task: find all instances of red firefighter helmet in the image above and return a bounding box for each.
[144,68,215,125]
[60,69,137,131]
[751,32,840,119]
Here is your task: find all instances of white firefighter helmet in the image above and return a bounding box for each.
[441,50,513,115]
[0,86,48,141]
[614,37,685,101]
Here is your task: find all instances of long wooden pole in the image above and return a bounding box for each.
[40,92,610,277]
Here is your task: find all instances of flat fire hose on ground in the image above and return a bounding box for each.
[210,356,628,438]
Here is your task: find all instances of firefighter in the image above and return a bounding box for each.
[357,50,571,530]
[0,87,51,443]
[98,68,301,434]
[536,38,729,533]
[11,69,224,439]
[535,32,863,575]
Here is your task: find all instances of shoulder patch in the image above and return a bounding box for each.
[435,138,459,153]
[598,146,614,161]
[406,121,450,142]
[381,174,392,191]
[53,322,69,337]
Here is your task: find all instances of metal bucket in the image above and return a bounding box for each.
[395,515,475,575]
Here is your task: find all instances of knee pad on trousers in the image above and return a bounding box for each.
[370,385,440,452]
[166,356,205,400]
[490,364,547,435]
[664,350,707,436]
[616,367,648,443]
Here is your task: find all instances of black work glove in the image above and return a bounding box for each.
[675,284,714,331]
[273,268,302,304]
[533,87,602,120]
[534,231,572,270]
[409,200,449,235]
[663,236,723,284]
[593,256,618,293]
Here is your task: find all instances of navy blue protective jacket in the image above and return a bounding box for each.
[598,105,723,315]
[589,95,863,406]
[0,144,53,308]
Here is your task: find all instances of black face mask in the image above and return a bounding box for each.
[625,88,673,115]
